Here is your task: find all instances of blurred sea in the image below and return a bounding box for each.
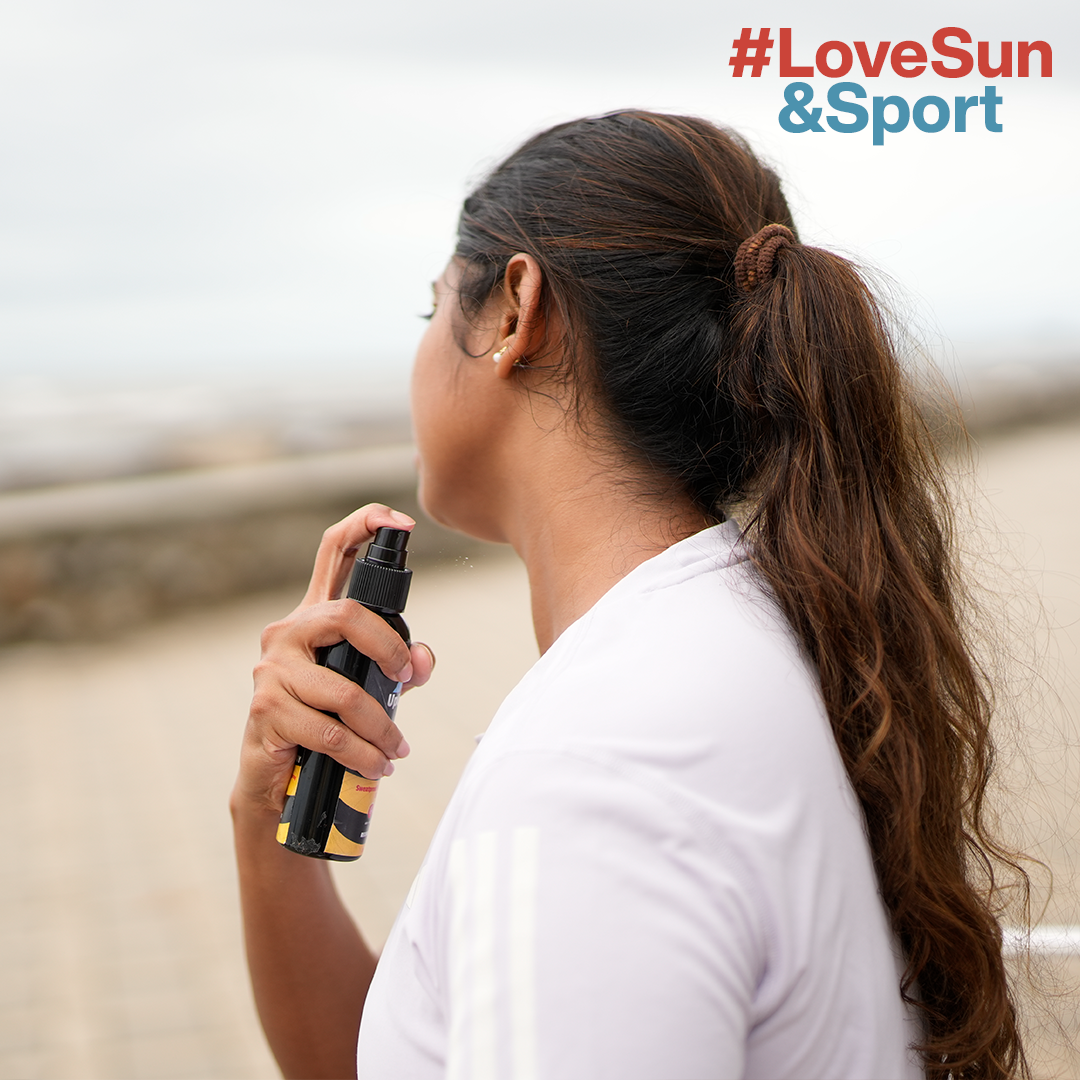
[2,341,1080,494]
[0,365,412,492]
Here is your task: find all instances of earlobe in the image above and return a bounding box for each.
[492,344,530,378]
[498,253,546,361]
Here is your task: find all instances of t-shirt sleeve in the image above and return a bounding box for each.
[420,748,765,1080]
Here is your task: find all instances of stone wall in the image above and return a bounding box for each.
[3,366,1080,644]
[0,445,485,643]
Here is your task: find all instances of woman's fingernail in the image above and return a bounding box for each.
[390,510,415,527]
[419,642,436,670]
[396,662,414,684]
[382,760,395,777]
[395,737,411,759]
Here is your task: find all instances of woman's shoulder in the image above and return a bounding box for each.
[395,524,918,1080]
[478,521,835,786]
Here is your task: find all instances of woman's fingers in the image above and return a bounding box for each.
[236,503,433,814]
[237,677,397,815]
[302,504,416,607]
[249,666,402,779]
[269,659,409,762]
[271,598,415,684]
[402,642,436,693]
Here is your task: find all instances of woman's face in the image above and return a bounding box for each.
[409,260,513,542]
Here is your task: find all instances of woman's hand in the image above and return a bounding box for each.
[232,503,436,818]
[230,506,433,1078]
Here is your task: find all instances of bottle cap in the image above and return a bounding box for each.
[347,527,412,612]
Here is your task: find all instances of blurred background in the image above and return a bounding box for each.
[1,1,1077,1076]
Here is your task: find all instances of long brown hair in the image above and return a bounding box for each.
[454,110,1029,1077]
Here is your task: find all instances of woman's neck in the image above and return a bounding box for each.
[498,435,711,653]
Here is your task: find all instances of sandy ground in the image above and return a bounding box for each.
[1,422,1078,1080]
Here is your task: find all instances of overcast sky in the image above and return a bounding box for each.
[0,0,1076,392]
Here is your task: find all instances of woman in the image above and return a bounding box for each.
[232,111,1027,1079]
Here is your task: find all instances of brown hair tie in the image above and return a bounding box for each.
[733,223,795,294]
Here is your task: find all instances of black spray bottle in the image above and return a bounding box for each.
[277,527,412,861]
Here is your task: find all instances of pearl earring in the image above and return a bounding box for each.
[493,349,506,364]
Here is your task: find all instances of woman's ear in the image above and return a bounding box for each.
[492,253,545,379]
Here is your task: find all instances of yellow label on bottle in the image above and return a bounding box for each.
[338,775,379,814]
[285,763,301,797]
[276,821,290,844]
[324,825,362,858]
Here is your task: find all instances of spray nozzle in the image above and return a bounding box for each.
[346,527,412,611]
[365,527,410,570]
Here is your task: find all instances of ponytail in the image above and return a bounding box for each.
[455,109,1029,1078]
[730,237,1028,1078]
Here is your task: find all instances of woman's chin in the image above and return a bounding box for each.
[415,479,462,536]
[417,483,507,547]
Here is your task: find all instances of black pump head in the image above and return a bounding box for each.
[366,527,410,569]
[346,527,413,612]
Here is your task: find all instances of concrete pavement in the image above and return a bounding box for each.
[1,423,1078,1078]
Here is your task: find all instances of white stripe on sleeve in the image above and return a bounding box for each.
[446,828,541,1080]
[509,826,539,1080]
[472,831,498,1080]
[447,838,469,1080]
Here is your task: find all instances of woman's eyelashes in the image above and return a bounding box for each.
[419,281,440,320]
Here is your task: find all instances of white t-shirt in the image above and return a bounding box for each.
[357,521,924,1079]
